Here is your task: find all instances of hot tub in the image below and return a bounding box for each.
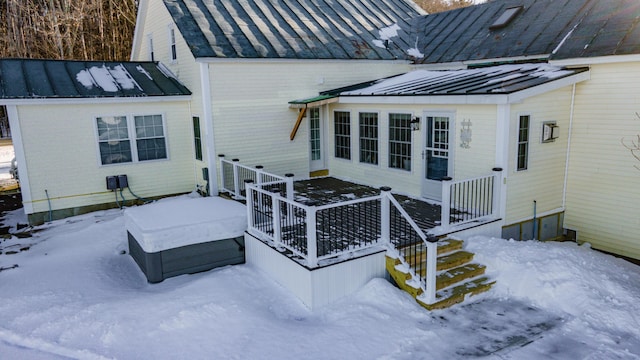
[125,196,247,283]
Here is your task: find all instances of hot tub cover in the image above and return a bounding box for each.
[125,196,247,253]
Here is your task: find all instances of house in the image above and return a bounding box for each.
[129,0,427,189]
[301,0,640,261]
[0,59,193,224]
[0,0,426,224]
[1,0,639,309]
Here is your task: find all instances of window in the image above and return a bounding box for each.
[517,115,530,171]
[490,6,523,30]
[431,117,449,158]
[97,116,132,164]
[96,114,167,165]
[334,111,351,160]
[135,115,167,161]
[193,116,203,161]
[169,27,177,61]
[359,112,378,165]
[389,113,412,171]
[148,34,155,61]
[309,108,321,161]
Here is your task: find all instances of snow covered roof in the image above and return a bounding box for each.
[331,64,589,96]
[0,59,191,100]
[412,0,640,64]
[162,0,425,60]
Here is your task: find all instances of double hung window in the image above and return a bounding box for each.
[96,114,167,165]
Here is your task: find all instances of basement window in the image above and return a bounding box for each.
[490,6,523,30]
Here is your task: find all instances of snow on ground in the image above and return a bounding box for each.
[0,197,639,359]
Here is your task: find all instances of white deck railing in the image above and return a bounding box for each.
[220,157,293,201]
[440,168,503,230]
[245,184,441,305]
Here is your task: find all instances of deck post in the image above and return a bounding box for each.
[285,173,294,201]
[272,193,282,250]
[255,165,264,187]
[440,177,452,230]
[245,180,255,229]
[218,154,225,192]
[380,187,392,245]
[306,206,318,268]
[492,167,503,219]
[424,235,438,304]
[232,159,240,199]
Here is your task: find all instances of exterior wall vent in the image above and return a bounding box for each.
[490,6,524,30]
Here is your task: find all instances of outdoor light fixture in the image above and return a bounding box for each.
[411,116,420,131]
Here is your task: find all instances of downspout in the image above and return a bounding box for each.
[199,62,219,196]
[562,83,577,208]
[6,105,33,215]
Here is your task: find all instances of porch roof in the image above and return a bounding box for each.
[288,94,338,109]
[328,64,589,97]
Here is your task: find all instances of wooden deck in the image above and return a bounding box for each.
[294,177,442,232]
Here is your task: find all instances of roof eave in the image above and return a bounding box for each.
[0,95,192,106]
[335,69,590,106]
[550,54,640,67]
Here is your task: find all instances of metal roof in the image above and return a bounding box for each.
[162,0,425,60]
[329,64,589,96]
[0,59,191,100]
[412,0,640,64]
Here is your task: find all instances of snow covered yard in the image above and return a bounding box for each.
[1,196,639,359]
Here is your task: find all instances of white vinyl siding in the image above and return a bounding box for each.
[564,61,640,259]
[15,101,193,216]
[505,88,573,224]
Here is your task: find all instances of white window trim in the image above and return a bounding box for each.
[388,112,413,172]
[333,110,353,162]
[516,113,531,172]
[168,25,177,63]
[358,110,381,167]
[94,113,169,166]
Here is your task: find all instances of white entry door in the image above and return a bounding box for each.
[309,107,326,172]
[422,113,454,200]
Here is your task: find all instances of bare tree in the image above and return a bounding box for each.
[0,0,138,61]
[622,113,640,171]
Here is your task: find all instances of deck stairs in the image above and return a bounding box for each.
[386,238,495,310]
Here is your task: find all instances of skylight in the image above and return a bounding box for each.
[490,6,524,30]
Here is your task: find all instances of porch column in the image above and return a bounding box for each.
[199,61,219,196]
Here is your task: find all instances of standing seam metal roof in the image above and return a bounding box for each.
[0,59,192,99]
[329,64,589,96]
[163,0,426,60]
[413,0,640,64]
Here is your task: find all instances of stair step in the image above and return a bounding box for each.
[414,250,475,276]
[417,277,495,310]
[402,239,464,266]
[436,263,486,291]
